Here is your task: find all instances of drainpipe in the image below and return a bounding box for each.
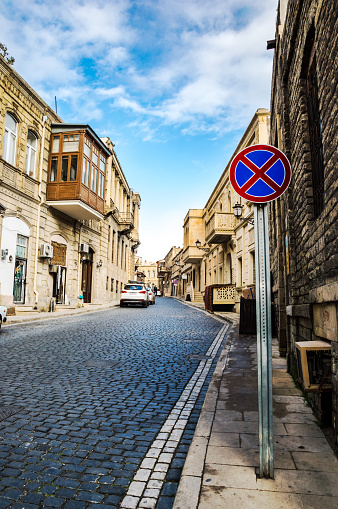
[33,114,47,305]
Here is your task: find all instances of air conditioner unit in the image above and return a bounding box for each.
[295,341,332,392]
[80,243,90,253]
[40,243,53,258]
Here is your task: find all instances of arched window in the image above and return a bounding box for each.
[3,113,17,165]
[25,130,37,177]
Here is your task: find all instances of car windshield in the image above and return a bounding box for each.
[125,285,143,290]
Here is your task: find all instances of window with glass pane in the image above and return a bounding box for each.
[82,158,86,184]
[91,165,95,190]
[50,156,58,182]
[70,155,77,181]
[100,155,106,172]
[84,138,91,158]
[61,156,68,181]
[92,147,98,166]
[86,160,90,187]
[52,136,60,153]
[3,113,17,165]
[25,131,37,177]
[63,134,79,152]
[98,173,102,197]
[101,175,105,198]
[16,235,27,258]
[94,167,98,193]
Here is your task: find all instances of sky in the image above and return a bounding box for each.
[1,0,277,262]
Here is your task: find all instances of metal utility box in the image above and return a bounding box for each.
[295,340,332,392]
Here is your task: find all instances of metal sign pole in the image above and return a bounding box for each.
[254,203,274,478]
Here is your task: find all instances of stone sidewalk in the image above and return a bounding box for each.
[173,315,338,509]
[5,301,120,325]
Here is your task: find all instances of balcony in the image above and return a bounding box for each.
[158,266,170,278]
[118,212,134,227]
[1,160,38,199]
[182,246,203,264]
[118,212,134,236]
[46,125,111,221]
[205,212,236,244]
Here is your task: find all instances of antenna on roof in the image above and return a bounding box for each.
[55,96,57,114]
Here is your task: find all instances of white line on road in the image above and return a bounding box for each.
[120,321,230,509]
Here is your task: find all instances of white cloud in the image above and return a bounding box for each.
[1,0,276,135]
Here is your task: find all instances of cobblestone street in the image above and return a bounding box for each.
[0,298,229,509]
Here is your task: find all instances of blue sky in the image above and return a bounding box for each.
[1,0,277,262]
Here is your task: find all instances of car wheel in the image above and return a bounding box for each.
[120,302,124,307]
[0,318,2,330]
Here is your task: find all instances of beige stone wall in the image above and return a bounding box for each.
[135,258,158,289]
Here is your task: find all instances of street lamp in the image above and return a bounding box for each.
[195,240,210,253]
[233,203,254,225]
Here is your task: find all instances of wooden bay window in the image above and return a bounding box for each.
[47,125,110,220]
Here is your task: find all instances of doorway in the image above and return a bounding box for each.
[81,251,93,303]
[13,258,26,303]
[53,266,67,304]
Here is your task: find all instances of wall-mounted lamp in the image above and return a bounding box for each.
[195,240,210,253]
[233,203,254,225]
[174,261,184,268]
[97,260,103,268]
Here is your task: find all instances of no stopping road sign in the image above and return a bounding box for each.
[230,144,291,203]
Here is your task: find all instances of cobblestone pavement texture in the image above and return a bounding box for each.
[0,298,226,508]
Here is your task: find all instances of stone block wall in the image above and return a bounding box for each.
[269,0,338,440]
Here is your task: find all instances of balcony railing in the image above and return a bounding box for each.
[1,161,38,199]
[118,212,134,227]
[205,212,236,244]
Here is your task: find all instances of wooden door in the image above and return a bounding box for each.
[82,260,92,303]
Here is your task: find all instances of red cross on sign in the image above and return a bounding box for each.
[229,144,291,203]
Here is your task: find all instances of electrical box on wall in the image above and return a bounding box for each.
[296,341,332,392]
[1,249,8,259]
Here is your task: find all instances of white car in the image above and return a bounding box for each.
[0,305,7,330]
[120,283,149,308]
[146,287,155,305]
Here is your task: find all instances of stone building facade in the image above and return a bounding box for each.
[0,55,140,313]
[163,109,270,311]
[134,257,158,290]
[268,0,338,438]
